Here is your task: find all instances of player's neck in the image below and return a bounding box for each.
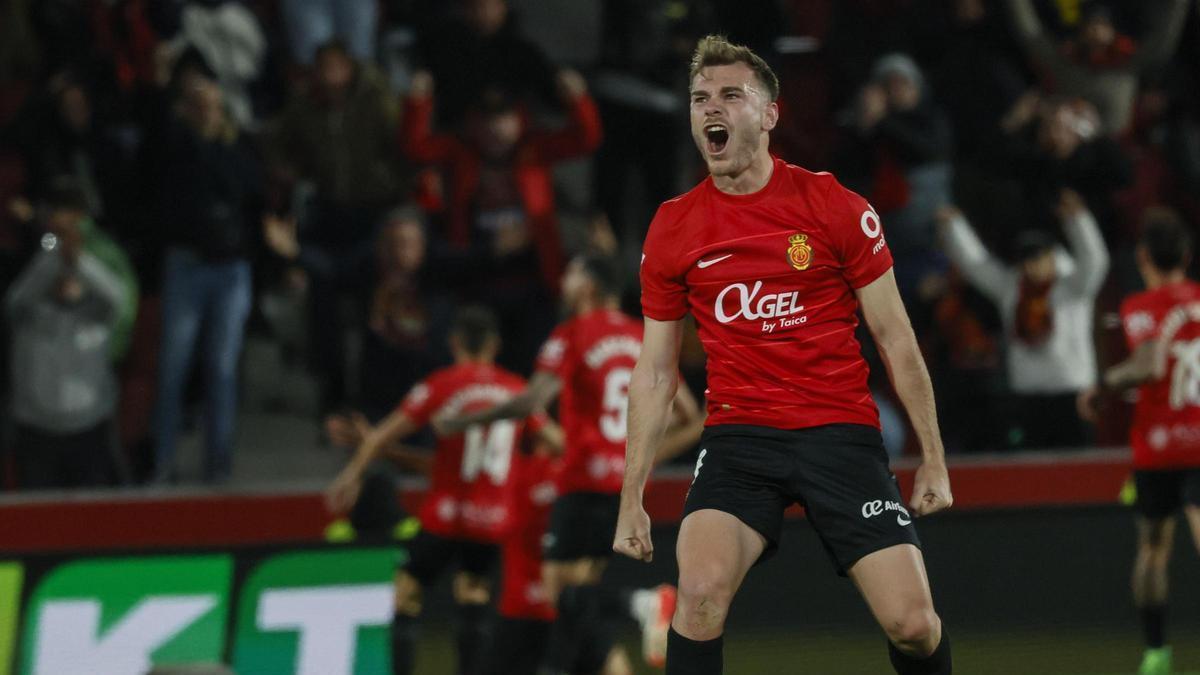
[1148,270,1188,289]
[575,296,618,315]
[711,149,774,195]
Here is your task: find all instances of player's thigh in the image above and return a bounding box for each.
[453,541,499,604]
[1135,514,1177,554]
[396,530,457,613]
[789,424,921,576]
[847,543,939,640]
[675,508,766,604]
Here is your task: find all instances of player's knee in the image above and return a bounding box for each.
[676,575,734,631]
[886,607,940,655]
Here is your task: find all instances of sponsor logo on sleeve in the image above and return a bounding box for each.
[860,206,886,255]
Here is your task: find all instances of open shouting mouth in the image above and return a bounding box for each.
[704,123,730,156]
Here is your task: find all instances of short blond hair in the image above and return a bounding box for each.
[689,35,779,102]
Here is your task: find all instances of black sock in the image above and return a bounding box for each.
[666,627,723,675]
[455,603,490,675]
[1140,606,1167,648]
[391,612,418,675]
[888,628,952,675]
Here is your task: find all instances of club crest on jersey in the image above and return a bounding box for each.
[787,233,812,271]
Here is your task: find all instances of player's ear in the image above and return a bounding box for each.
[762,101,779,132]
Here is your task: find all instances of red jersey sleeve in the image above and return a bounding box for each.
[823,177,894,289]
[640,205,689,320]
[1120,297,1158,350]
[534,324,572,378]
[398,377,439,428]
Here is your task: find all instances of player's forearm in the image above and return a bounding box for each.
[880,336,945,464]
[623,363,677,501]
[456,395,536,427]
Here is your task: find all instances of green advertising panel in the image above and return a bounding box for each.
[19,555,232,675]
[0,562,23,675]
[232,548,399,675]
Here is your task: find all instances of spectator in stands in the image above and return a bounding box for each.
[933,0,1028,163]
[1007,0,1190,134]
[154,76,260,484]
[837,53,953,298]
[5,178,136,489]
[997,95,1133,240]
[401,68,602,371]
[268,38,402,412]
[264,206,455,422]
[938,190,1108,450]
[280,0,378,65]
[156,1,267,129]
[7,72,136,228]
[415,0,558,126]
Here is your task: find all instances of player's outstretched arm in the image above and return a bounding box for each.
[857,270,953,517]
[1080,339,1160,422]
[615,317,684,562]
[434,372,563,434]
[326,409,417,514]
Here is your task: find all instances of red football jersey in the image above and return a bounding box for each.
[497,453,559,621]
[399,362,543,542]
[641,157,892,430]
[1120,280,1200,469]
[535,308,641,494]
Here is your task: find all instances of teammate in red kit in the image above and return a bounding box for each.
[614,36,953,675]
[1079,213,1200,675]
[440,253,702,672]
[326,306,558,675]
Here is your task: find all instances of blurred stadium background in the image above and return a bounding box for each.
[2,0,1200,673]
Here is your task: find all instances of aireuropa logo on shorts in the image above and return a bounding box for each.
[5,548,398,675]
[861,499,912,526]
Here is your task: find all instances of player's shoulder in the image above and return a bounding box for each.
[490,365,528,391]
[650,179,710,228]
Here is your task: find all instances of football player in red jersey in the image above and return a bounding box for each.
[614,36,954,675]
[439,253,703,672]
[1079,212,1200,675]
[326,306,559,675]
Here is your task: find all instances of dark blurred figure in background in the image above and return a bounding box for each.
[940,190,1107,450]
[268,38,402,413]
[416,0,558,127]
[837,52,953,299]
[5,178,136,489]
[281,0,378,66]
[153,77,261,484]
[264,205,455,423]
[401,68,602,372]
[7,72,137,233]
[1007,0,1190,134]
[997,94,1132,241]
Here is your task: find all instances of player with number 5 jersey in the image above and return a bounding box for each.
[437,253,703,672]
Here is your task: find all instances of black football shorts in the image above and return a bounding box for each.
[542,491,620,562]
[402,529,499,586]
[682,423,921,575]
[1134,468,1200,520]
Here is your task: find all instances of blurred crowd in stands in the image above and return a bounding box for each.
[1,0,1199,490]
